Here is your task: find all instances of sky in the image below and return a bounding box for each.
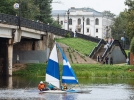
[52,0,128,15]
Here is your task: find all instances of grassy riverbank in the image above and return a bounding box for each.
[13,63,134,79]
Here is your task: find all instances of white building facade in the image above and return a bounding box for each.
[52,7,113,39]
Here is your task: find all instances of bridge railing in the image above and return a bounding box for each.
[76,32,101,43]
[0,13,17,25]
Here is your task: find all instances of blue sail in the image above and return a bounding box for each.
[57,44,78,84]
[45,44,60,88]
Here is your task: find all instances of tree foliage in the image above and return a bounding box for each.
[0,0,16,15]
[102,10,116,18]
[124,0,134,41]
[110,0,134,45]
[34,0,53,24]
[110,10,129,44]
[130,37,134,54]
[0,0,61,28]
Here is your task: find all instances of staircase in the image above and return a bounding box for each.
[92,44,106,61]
[57,43,97,64]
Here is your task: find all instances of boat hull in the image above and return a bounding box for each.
[66,89,92,93]
[41,90,66,93]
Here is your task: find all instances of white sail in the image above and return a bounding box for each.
[45,44,60,89]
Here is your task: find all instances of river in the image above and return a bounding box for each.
[0,76,134,100]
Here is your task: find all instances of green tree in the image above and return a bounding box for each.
[110,11,129,43]
[0,0,16,15]
[130,37,134,54]
[102,10,115,18]
[12,0,39,20]
[124,0,134,41]
[34,0,52,23]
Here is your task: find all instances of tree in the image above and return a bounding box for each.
[124,0,134,41]
[12,0,39,20]
[110,11,129,43]
[130,37,134,54]
[102,10,116,18]
[34,0,53,24]
[0,0,61,28]
[0,0,16,15]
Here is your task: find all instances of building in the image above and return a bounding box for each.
[52,7,113,39]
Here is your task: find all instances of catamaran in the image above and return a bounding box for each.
[41,43,91,93]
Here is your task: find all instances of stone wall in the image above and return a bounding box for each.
[108,46,126,64]
[13,32,55,64]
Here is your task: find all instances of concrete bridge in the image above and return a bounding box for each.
[0,13,101,76]
[0,13,75,76]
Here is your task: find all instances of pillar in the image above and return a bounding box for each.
[7,76,13,89]
[7,39,13,76]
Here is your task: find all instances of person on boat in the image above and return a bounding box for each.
[38,81,48,91]
[48,83,57,90]
[61,83,68,91]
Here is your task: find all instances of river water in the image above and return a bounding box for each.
[0,76,134,100]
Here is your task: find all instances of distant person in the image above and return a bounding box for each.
[38,81,48,91]
[110,57,113,65]
[105,56,109,64]
[16,54,20,63]
[126,58,129,65]
[97,55,100,62]
[48,83,57,90]
[61,83,68,91]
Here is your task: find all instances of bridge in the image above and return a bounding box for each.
[0,13,100,76]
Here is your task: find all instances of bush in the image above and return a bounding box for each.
[66,33,70,38]
[130,37,134,54]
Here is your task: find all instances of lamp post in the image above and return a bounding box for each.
[13,1,21,29]
[121,31,125,49]
[83,16,85,34]
[123,31,125,49]
[67,10,70,31]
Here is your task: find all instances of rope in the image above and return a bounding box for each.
[24,75,35,91]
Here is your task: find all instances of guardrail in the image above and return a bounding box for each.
[76,32,101,43]
[89,39,105,58]
[0,13,73,37]
[101,40,127,61]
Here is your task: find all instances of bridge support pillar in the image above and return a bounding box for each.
[7,39,13,76]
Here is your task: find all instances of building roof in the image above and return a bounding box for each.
[51,10,66,16]
[51,7,103,16]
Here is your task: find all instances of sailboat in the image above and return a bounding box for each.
[41,43,91,93]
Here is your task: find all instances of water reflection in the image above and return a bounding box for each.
[0,76,134,100]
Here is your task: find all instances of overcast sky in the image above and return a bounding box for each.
[52,0,128,15]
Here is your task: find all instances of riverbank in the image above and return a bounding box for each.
[13,63,134,79]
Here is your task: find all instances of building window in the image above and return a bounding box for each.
[87,28,89,33]
[61,21,63,25]
[78,28,81,32]
[95,18,99,25]
[86,18,90,25]
[69,18,72,25]
[78,18,81,25]
[96,29,98,33]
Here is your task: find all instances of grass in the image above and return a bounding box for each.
[56,38,97,56]
[13,63,134,79]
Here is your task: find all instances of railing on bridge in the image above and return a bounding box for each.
[0,13,74,38]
